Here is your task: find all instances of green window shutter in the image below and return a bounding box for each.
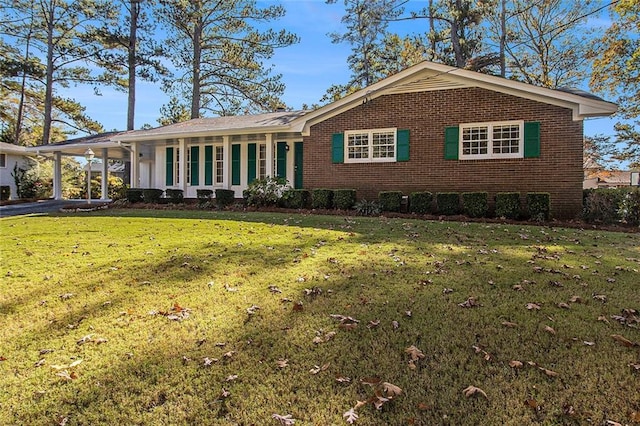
[396,129,410,161]
[165,147,174,185]
[332,133,344,163]
[444,126,459,160]
[204,145,213,185]
[231,144,241,185]
[190,146,199,185]
[247,143,257,184]
[524,121,541,158]
[276,142,287,179]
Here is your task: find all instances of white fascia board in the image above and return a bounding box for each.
[115,125,298,143]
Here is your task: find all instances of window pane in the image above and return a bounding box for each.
[372,131,395,158]
[258,144,266,179]
[215,146,224,184]
[462,126,488,155]
[492,125,520,154]
[347,133,369,159]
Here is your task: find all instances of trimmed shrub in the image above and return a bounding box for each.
[462,192,488,218]
[243,177,290,207]
[312,189,333,209]
[283,189,311,209]
[333,189,356,210]
[165,189,184,203]
[436,192,461,215]
[196,189,213,201]
[409,191,433,214]
[126,188,143,203]
[495,192,521,219]
[0,185,10,201]
[354,199,381,216]
[378,191,403,212]
[527,192,550,221]
[143,188,164,203]
[215,189,235,208]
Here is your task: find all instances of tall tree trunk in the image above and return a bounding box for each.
[499,0,506,77]
[428,0,436,61]
[450,0,465,67]
[42,0,56,144]
[15,1,35,145]
[127,0,139,130]
[191,17,202,119]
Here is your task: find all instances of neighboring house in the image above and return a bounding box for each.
[31,61,617,218]
[0,141,33,200]
[584,169,640,189]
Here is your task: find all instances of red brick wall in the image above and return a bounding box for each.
[303,87,584,219]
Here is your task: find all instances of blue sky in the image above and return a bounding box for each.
[62,0,617,138]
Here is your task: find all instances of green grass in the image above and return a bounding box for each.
[1,209,639,425]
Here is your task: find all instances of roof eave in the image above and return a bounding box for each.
[116,124,301,142]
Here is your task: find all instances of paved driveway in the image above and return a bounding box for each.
[0,200,97,218]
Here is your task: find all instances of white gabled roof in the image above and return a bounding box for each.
[289,61,618,135]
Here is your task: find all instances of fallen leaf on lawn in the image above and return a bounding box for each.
[539,367,559,377]
[583,341,596,346]
[418,402,431,411]
[68,359,83,368]
[268,285,282,293]
[56,370,77,380]
[569,295,583,303]
[353,399,368,410]
[76,334,95,345]
[598,315,610,324]
[0,356,6,361]
[360,377,381,386]
[272,413,296,425]
[502,321,518,328]
[557,302,570,309]
[335,375,351,383]
[218,388,230,399]
[593,294,607,303]
[629,411,640,422]
[544,325,556,335]
[203,357,217,366]
[605,421,623,426]
[512,284,524,291]
[225,374,238,382]
[392,320,399,329]
[223,351,235,359]
[509,360,523,368]
[462,385,487,399]
[611,334,636,347]
[343,408,358,424]
[34,358,45,367]
[367,320,380,329]
[526,303,541,310]
[246,305,260,315]
[292,302,304,312]
[339,322,358,331]
[276,359,289,368]
[629,363,640,371]
[381,382,402,397]
[525,399,540,410]
[405,345,425,361]
[309,363,330,374]
[458,297,481,308]
[405,310,412,317]
[372,395,389,410]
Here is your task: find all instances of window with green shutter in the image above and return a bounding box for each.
[247,143,257,183]
[231,144,240,185]
[204,145,213,185]
[332,133,344,163]
[276,142,287,179]
[190,146,199,185]
[397,129,410,161]
[165,147,174,185]
[444,127,459,160]
[524,121,541,158]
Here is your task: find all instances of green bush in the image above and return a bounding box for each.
[0,185,9,200]
[278,189,308,209]
[462,192,488,218]
[312,189,333,209]
[243,177,290,207]
[619,189,640,226]
[165,189,183,203]
[126,188,143,203]
[143,188,164,203]
[527,192,550,221]
[378,191,403,212]
[196,189,213,201]
[354,199,381,216]
[333,189,356,210]
[408,191,433,214]
[495,193,521,219]
[215,189,236,208]
[436,192,460,215]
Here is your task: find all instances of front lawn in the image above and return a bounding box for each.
[0,210,639,425]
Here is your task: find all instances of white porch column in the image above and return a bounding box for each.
[100,148,108,200]
[130,143,139,188]
[265,133,274,177]
[178,138,187,192]
[222,136,231,189]
[53,151,62,200]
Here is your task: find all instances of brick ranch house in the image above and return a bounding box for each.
[34,61,616,218]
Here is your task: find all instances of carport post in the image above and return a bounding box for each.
[53,151,62,200]
[101,148,108,200]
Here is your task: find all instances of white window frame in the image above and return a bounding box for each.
[459,120,524,160]
[214,145,224,185]
[258,143,266,180]
[344,128,397,163]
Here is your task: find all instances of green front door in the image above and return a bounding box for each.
[294,142,303,189]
